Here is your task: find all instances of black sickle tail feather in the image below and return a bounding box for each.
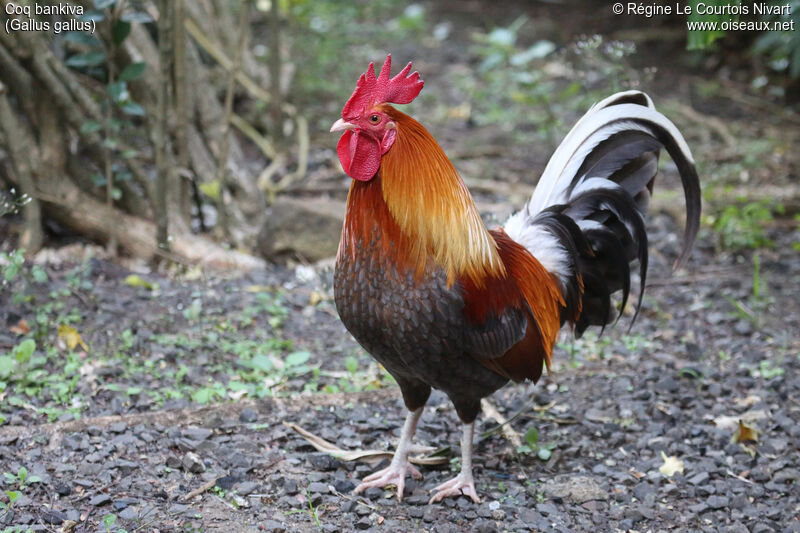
[504,91,701,337]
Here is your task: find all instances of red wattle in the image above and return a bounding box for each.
[337,130,381,182]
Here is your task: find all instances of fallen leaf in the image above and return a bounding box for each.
[713,410,769,431]
[57,325,88,351]
[124,274,158,291]
[283,421,447,466]
[245,285,272,293]
[309,290,324,306]
[733,420,760,443]
[659,451,684,477]
[9,318,30,335]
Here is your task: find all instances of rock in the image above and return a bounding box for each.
[165,455,182,469]
[109,422,128,433]
[354,517,372,530]
[184,427,213,441]
[309,454,341,471]
[235,481,258,496]
[708,495,730,509]
[689,472,710,485]
[182,452,205,474]
[239,408,259,423]
[41,509,66,525]
[262,519,286,533]
[256,198,344,262]
[89,494,112,506]
[542,476,608,503]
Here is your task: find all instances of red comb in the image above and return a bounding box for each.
[341,54,424,120]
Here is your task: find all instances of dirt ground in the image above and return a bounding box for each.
[2,1,800,532]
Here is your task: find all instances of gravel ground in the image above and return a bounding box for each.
[1,214,799,532]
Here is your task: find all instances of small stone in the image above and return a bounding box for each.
[182,452,205,474]
[688,472,710,485]
[235,482,258,496]
[184,428,212,441]
[89,494,111,506]
[309,454,341,471]
[239,408,258,423]
[354,517,372,530]
[165,455,182,469]
[262,519,286,533]
[109,422,128,434]
[307,482,330,494]
[707,495,729,509]
[54,482,72,496]
[41,510,66,525]
[334,479,355,493]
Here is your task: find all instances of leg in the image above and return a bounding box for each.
[353,406,424,501]
[429,422,480,504]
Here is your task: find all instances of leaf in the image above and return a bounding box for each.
[57,325,88,351]
[525,427,539,446]
[9,318,30,336]
[111,20,131,44]
[659,451,684,477]
[0,356,16,378]
[251,354,273,372]
[94,0,117,9]
[64,31,101,47]
[12,339,35,363]
[66,51,106,68]
[119,101,145,116]
[119,62,146,82]
[123,274,158,291]
[537,447,552,461]
[732,420,760,443]
[121,11,153,23]
[284,421,447,466]
[344,356,358,374]
[285,351,311,367]
[80,121,102,134]
[198,181,220,200]
[107,81,129,103]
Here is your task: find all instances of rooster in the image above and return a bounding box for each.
[330,55,700,504]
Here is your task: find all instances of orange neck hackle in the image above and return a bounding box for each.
[375,106,504,284]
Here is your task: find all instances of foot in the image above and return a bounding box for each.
[428,472,481,504]
[354,461,423,501]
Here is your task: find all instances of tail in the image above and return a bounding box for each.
[504,91,701,337]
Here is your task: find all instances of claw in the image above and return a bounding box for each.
[354,461,422,501]
[428,472,481,504]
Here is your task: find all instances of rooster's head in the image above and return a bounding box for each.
[330,54,424,182]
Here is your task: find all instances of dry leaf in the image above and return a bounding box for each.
[309,291,324,306]
[9,318,30,335]
[57,324,88,351]
[659,451,684,477]
[713,410,769,431]
[284,421,447,466]
[733,420,760,443]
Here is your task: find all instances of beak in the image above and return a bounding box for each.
[330,118,355,133]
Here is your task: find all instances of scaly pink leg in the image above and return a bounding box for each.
[353,407,423,501]
[429,422,481,504]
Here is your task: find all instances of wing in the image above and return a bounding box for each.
[459,230,564,383]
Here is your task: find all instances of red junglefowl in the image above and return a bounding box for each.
[330,55,700,504]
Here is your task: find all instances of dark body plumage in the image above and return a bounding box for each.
[334,177,508,423]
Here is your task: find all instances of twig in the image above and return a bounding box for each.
[670,101,737,149]
[480,398,522,448]
[182,478,217,502]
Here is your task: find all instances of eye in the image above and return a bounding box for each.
[368,114,381,124]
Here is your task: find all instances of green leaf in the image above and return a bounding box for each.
[94,0,117,9]
[0,357,13,378]
[119,62,146,82]
[525,427,539,446]
[64,31,101,47]
[198,181,220,200]
[344,356,358,374]
[537,447,552,461]
[26,475,42,484]
[251,354,273,372]
[81,9,106,21]
[31,265,48,283]
[66,51,106,68]
[121,11,153,23]
[5,490,19,503]
[111,20,131,44]
[108,81,129,103]
[13,339,36,364]
[285,351,311,367]
[17,467,27,483]
[120,101,145,116]
[124,274,158,291]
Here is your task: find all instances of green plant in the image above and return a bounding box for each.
[517,426,556,460]
[709,199,782,251]
[3,467,42,491]
[102,512,129,533]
